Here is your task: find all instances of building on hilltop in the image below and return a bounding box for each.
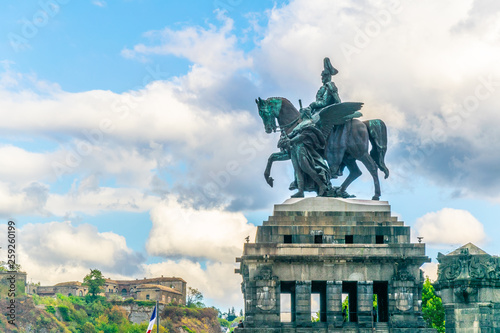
[135,284,184,304]
[36,281,87,297]
[34,276,187,305]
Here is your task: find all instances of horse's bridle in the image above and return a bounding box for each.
[258,97,299,132]
[278,116,300,132]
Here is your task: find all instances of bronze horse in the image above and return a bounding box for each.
[256,97,389,200]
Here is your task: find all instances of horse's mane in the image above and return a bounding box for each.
[267,97,298,111]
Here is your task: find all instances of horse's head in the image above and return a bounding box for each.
[255,97,279,133]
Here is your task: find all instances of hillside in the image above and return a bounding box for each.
[0,294,221,333]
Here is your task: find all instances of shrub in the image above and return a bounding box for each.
[123,297,135,304]
[57,305,72,321]
[136,300,156,307]
[182,325,196,333]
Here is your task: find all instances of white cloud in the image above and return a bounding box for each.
[414,208,487,246]
[147,197,256,262]
[122,11,252,73]
[12,221,144,285]
[421,262,438,282]
[46,186,162,216]
[0,181,49,217]
[0,145,55,184]
[0,65,284,213]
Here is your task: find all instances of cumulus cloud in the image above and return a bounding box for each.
[414,208,487,246]
[0,181,50,217]
[142,197,257,309]
[147,197,256,261]
[46,186,162,217]
[12,221,145,285]
[421,262,438,281]
[122,11,251,73]
[0,62,285,213]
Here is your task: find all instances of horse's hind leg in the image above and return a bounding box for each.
[358,153,381,200]
[339,156,362,196]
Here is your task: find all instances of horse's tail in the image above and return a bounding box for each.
[363,119,389,179]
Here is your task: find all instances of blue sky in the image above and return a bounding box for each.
[1,0,500,310]
[1,0,273,92]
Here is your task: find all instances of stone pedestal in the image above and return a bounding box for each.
[434,243,500,332]
[235,197,437,333]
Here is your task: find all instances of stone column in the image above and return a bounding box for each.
[295,280,312,326]
[357,281,374,328]
[326,281,343,328]
[242,280,256,327]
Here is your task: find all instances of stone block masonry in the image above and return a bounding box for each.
[235,197,437,333]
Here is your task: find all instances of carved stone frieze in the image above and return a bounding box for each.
[437,248,500,282]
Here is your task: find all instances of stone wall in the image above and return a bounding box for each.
[435,243,500,332]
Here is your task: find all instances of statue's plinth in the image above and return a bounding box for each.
[235,197,437,333]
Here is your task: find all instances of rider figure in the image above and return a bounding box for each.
[302,57,345,178]
[304,57,341,115]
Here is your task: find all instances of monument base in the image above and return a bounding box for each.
[235,197,437,332]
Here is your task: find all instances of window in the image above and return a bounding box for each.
[284,235,292,243]
[311,281,326,322]
[314,235,323,244]
[121,288,127,296]
[376,235,384,244]
[79,290,83,296]
[280,281,296,322]
[280,293,292,322]
[345,235,354,244]
[146,294,150,300]
[342,282,358,322]
[373,281,389,322]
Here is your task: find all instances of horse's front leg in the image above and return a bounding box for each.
[264,151,290,187]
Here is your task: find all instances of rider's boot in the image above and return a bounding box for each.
[291,190,304,198]
[291,178,305,198]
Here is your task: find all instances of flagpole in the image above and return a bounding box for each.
[156,300,159,333]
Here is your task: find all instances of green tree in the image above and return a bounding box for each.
[83,269,106,298]
[81,322,96,333]
[218,317,231,328]
[422,277,445,332]
[187,287,204,307]
[342,296,349,322]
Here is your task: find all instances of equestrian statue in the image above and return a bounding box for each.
[256,57,389,200]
